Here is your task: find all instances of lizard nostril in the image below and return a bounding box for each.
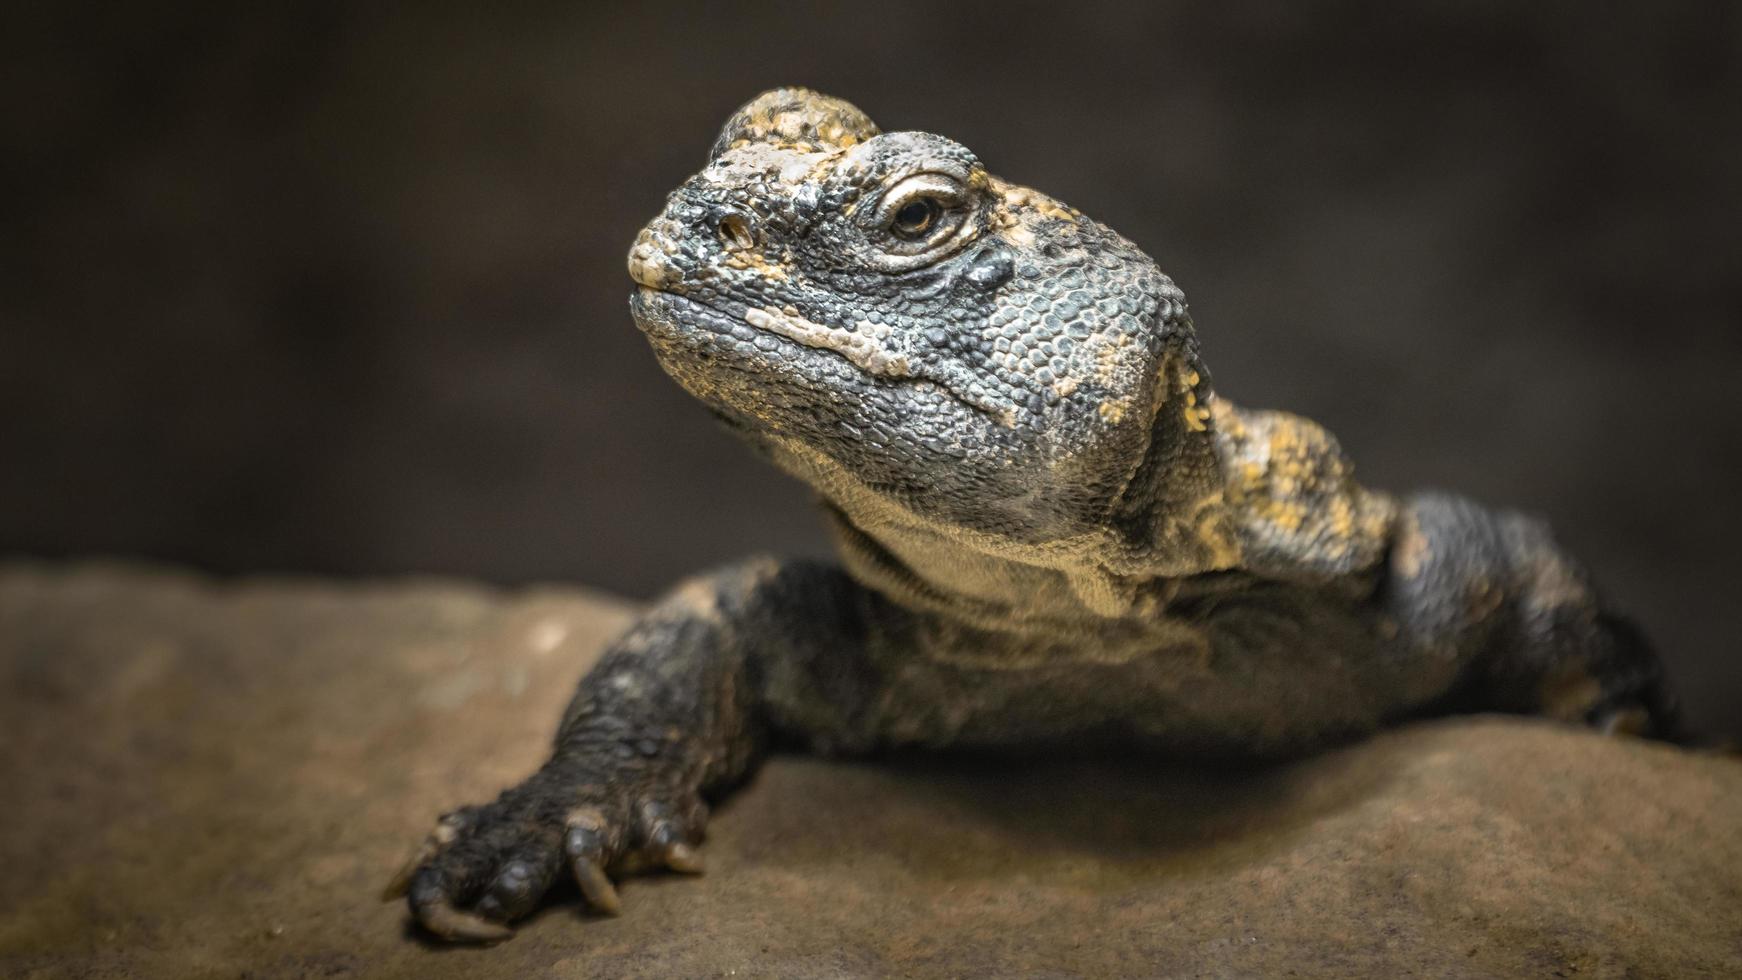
[716,213,757,252]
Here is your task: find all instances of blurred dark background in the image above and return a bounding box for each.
[3,1,1738,737]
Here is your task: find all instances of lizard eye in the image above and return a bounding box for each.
[866,170,980,271]
[890,198,940,239]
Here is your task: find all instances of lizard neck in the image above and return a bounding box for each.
[818,502,1164,630]
[762,381,1242,628]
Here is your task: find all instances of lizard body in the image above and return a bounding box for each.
[393,89,1674,941]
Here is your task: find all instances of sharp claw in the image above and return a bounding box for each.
[663,842,705,874]
[416,897,514,943]
[564,821,623,915]
[572,859,622,915]
[382,837,441,901]
[382,853,422,902]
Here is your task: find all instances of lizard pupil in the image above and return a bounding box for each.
[892,199,938,237]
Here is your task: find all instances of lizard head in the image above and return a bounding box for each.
[629,88,1215,544]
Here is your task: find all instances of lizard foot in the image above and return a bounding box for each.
[384,779,709,943]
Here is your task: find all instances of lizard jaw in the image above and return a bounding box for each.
[742,306,911,379]
[632,287,1014,427]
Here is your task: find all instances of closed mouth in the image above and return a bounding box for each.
[630,286,1013,425]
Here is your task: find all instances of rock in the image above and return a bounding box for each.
[0,560,1737,979]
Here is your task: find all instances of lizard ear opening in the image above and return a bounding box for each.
[709,88,881,161]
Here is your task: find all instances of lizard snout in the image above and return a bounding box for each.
[627,220,683,291]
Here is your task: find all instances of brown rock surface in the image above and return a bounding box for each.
[0,561,1737,979]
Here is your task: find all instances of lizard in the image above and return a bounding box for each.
[388,88,1678,942]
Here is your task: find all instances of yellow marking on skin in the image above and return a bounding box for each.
[1208,395,1399,574]
[1170,358,1210,432]
[1211,399,1248,440]
[986,176,1078,245]
[996,182,1079,222]
[1258,498,1307,531]
[807,152,846,182]
[745,306,910,376]
[1181,388,1208,432]
[1207,526,1242,567]
[669,576,725,623]
[722,91,879,158]
[1393,514,1430,579]
[1052,376,1080,398]
[1183,493,1244,568]
[1518,551,1592,611]
[1326,494,1355,538]
[722,250,790,281]
[1098,397,1130,424]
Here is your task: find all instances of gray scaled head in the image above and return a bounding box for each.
[628,88,1213,544]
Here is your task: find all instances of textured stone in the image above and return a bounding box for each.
[0,561,1737,979]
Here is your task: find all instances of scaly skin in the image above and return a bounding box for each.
[392,89,1676,942]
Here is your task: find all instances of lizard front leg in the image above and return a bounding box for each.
[386,557,886,942]
[1385,492,1679,738]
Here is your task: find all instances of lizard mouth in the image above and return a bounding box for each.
[631,287,1014,425]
